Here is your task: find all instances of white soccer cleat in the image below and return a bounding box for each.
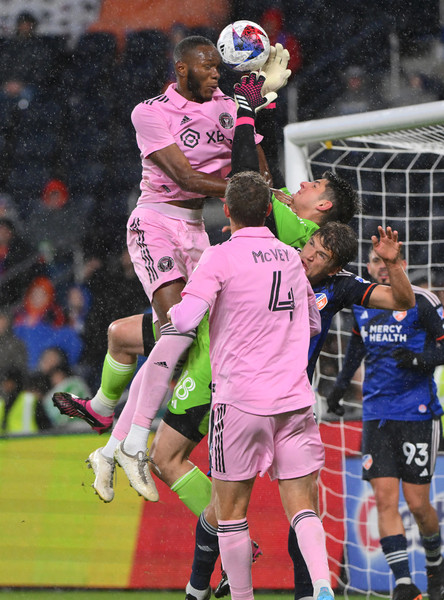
[316,586,334,600]
[86,447,115,503]
[114,440,159,502]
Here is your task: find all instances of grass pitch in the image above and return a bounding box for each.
[0,592,368,600]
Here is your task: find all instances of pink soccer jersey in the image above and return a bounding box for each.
[131,84,262,206]
[180,227,317,415]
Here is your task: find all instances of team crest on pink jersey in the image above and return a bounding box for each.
[219,113,234,129]
[315,292,328,310]
[362,454,373,470]
[393,310,407,322]
[180,127,199,148]
[158,256,174,272]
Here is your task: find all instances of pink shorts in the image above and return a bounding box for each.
[127,205,209,303]
[211,403,325,481]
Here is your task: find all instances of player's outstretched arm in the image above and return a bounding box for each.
[260,43,292,96]
[368,226,415,311]
[230,71,273,179]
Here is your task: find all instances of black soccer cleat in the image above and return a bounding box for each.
[427,562,444,600]
[214,539,263,598]
[52,392,114,434]
[214,570,229,598]
[392,582,423,600]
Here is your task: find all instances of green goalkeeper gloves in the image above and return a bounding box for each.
[260,43,292,96]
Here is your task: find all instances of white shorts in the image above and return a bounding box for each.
[211,403,325,481]
[127,205,209,304]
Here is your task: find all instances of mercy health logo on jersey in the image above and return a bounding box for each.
[345,457,444,593]
[363,323,407,343]
[315,292,328,310]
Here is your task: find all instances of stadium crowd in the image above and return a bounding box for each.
[0,0,443,436]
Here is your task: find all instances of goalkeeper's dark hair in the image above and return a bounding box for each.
[226,171,270,227]
[173,36,216,63]
[321,171,361,225]
[312,222,358,269]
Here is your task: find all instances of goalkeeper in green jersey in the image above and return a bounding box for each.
[52,44,360,509]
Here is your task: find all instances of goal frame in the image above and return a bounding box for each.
[283,101,444,598]
[284,100,444,188]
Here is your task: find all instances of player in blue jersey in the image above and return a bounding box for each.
[326,247,444,600]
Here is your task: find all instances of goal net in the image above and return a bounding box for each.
[284,101,444,598]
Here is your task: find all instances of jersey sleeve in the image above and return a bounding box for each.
[170,295,209,333]
[181,245,226,307]
[271,192,319,247]
[416,289,444,342]
[131,102,175,158]
[331,271,378,310]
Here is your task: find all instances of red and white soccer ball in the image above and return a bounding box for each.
[217,20,270,72]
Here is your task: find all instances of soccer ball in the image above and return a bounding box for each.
[217,20,270,72]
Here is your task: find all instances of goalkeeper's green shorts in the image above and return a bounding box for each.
[163,312,212,442]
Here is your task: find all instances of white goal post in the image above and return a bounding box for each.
[284,100,444,185]
[284,102,444,599]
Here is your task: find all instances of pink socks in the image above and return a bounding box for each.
[218,519,254,600]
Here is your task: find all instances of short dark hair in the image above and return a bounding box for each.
[173,36,215,63]
[312,221,358,269]
[226,171,270,227]
[320,171,361,225]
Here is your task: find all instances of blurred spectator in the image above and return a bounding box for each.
[0,11,56,91]
[0,193,21,228]
[13,275,83,371]
[23,179,93,289]
[0,215,45,308]
[1,371,51,436]
[15,12,38,39]
[64,284,92,336]
[259,7,302,75]
[388,70,440,108]
[0,77,34,111]
[0,307,28,378]
[38,347,91,431]
[325,65,385,117]
[0,367,25,434]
